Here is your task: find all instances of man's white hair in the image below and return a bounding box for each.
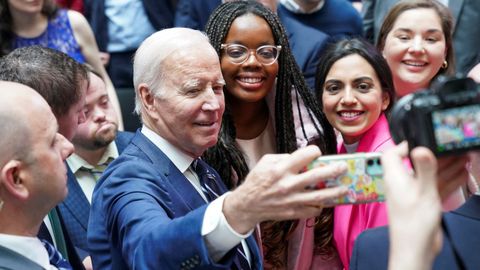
[133,28,211,115]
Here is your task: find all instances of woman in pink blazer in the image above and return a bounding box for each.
[315,38,396,269]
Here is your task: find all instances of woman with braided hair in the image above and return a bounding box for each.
[203,1,340,269]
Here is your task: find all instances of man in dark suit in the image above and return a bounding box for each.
[277,0,363,39]
[350,142,476,270]
[174,0,330,89]
[58,70,134,265]
[362,0,480,75]
[87,27,349,269]
[86,0,176,88]
[351,196,480,270]
[0,82,75,270]
[0,46,89,270]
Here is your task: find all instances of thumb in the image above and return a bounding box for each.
[410,147,437,188]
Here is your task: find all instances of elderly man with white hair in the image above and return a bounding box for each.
[88,28,348,270]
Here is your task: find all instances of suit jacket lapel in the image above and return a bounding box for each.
[451,195,480,220]
[246,235,262,269]
[115,131,134,153]
[164,163,207,210]
[131,132,207,211]
[62,132,133,231]
[63,167,90,230]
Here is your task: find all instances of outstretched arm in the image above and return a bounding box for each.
[223,145,348,234]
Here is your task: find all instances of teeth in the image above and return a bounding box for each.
[340,111,362,118]
[404,61,426,67]
[239,77,262,83]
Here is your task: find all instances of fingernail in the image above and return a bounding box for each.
[335,161,347,171]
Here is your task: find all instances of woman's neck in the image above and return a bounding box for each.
[230,99,270,140]
[11,10,48,38]
[395,79,430,97]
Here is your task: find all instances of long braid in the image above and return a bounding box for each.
[203,1,336,267]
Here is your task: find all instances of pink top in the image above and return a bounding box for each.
[333,114,395,269]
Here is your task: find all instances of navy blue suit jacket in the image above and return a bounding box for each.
[58,131,134,260]
[280,15,330,89]
[174,0,219,31]
[87,131,262,269]
[174,0,329,90]
[278,1,363,39]
[350,195,480,270]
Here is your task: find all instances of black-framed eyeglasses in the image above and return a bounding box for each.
[220,43,282,65]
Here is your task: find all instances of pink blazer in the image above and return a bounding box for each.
[286,115,394,270]
[334,114,395,269]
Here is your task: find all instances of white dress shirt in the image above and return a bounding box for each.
[67,142,119,203]
[0,234,57,270]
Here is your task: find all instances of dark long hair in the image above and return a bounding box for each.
[316,38,396,115]
[0,0,58,56]
[203,1,337,268]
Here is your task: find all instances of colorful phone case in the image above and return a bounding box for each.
[306,153,385,204]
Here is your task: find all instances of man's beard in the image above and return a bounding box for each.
[92,128,117,149]
[74,125,117,151]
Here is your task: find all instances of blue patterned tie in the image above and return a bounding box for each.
[193,159,252,270]
[41,239,73,270]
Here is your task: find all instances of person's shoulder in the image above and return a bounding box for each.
[323,0,362,20]
[350,226,389,270]
[116,130,135,143]
[66,9,90,33]
[353,225,390,256]
[281,15,329,41]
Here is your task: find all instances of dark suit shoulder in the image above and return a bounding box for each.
[115,131,135,152]
[350,226,389,270]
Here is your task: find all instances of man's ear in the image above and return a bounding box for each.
[0,160,29,200]
[138,83,159,120]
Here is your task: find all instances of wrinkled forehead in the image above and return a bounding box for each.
[163,45,223,81]
[86,73,108,99]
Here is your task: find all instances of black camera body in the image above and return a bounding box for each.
[390,76,480,156]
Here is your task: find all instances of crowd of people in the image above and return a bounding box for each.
[0,0,479,270]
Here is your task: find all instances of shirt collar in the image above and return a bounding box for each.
[67,142,119,173]
[0,234,51,269]
[279,0,324,14]
[141,125,194,173]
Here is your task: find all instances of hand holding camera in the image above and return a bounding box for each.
[390,76,480,156]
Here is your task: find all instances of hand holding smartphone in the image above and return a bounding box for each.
[305,152,385,204]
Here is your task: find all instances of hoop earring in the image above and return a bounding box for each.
[442,60,448,69]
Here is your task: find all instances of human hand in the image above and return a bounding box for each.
[82,256,93,270]
[467,151,480,195]
[383,142,442,270]
[99,52,110,66]
[436,153,469,201]
[223,145,348,234]
[467,62,480,83]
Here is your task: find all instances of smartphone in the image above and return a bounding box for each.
[306,152,385,204]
